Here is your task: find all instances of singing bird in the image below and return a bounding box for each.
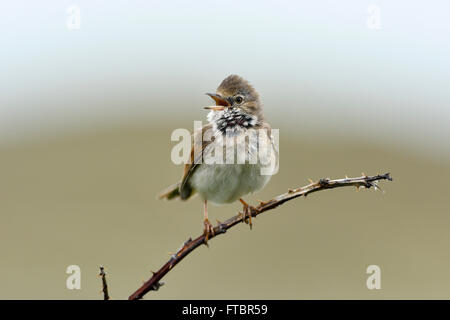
[159,75,278,241]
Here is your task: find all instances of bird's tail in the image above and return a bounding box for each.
[158,182,181,200]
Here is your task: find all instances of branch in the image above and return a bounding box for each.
[99,265,110,300]
[128,172,393,300]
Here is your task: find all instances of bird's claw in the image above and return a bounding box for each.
[203,218,215,245]
[239,198,255,230]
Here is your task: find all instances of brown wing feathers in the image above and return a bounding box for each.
[158,124,213,201]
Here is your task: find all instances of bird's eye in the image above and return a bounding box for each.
[234,96,244,104]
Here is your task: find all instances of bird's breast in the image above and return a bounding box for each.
[189,130,276,204]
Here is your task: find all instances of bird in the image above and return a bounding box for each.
[159,75,278,242]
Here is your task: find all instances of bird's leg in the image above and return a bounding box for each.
[239,198,256,230]
[203,199,214,243]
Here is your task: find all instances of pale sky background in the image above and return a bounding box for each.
[1,1,449,159]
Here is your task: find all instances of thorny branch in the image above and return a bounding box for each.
[128,172,393,300]
[99,265,110,300]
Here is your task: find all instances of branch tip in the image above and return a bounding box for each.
[99,265,110,300]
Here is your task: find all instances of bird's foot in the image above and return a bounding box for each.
[203,218,215,245]
[239,198,256,230]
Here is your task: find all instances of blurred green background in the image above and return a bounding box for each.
[1,1,450,299]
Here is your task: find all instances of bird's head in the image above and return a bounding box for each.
[205,75,263,134]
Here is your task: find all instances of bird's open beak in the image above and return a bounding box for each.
[204,93,230,111]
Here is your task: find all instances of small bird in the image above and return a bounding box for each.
[159,75,278,241]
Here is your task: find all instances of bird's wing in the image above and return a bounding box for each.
[258,121,279,171]
[179,123,214,199]
[260,122,278,157]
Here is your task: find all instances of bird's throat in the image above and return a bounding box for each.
[208,109,257,135]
